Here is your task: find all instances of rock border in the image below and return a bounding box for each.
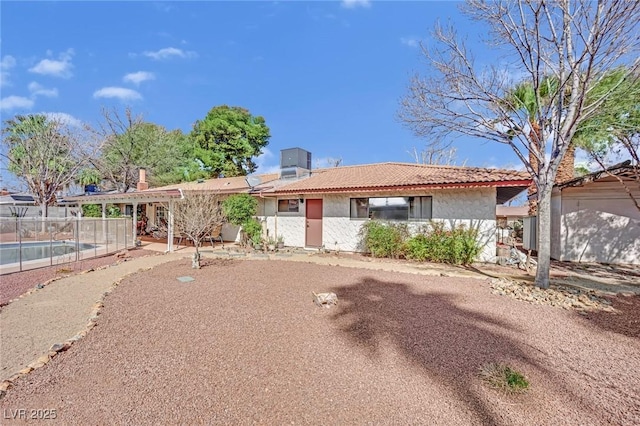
[0,265,154,399]
[488,277,615,312]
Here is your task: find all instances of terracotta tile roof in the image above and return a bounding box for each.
[150,173,280,193]
[268,163,531,194]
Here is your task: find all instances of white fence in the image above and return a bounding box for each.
[0,217,133,274]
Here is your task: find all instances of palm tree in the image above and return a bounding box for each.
[505,77,583,214]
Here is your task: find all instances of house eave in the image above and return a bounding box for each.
[267,180,532,196]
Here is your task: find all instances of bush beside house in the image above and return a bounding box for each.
[360,220,481,265]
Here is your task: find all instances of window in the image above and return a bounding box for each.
[278,199,299,213]
[350,196,432,220]
[156,205,167,227]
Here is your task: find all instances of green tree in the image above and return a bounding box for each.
[1,114,90,217]
[504,77,583,214]
[222,193,259,246]
[190,105,270,177]
[573,68,640,212]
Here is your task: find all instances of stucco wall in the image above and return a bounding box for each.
[550,192,562,260]
[259,187,498,262]
[555,182,640,265]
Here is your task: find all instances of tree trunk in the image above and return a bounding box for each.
[535,186,552,289]
[555,143,575,183]
[191,250,201,269]
[41,203,48,234]
[527,122,542,216]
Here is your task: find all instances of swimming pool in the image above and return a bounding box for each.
[0,241,95,265]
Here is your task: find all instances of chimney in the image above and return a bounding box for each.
[137,168,149,191]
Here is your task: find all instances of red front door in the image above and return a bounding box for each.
[305,199,323,247]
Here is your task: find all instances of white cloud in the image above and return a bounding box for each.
[1,55,16,87]
[123,71,156,85]
[28,49,74,78]
[93,87,142,101]
[142,47,197,60]
[400,37,419,48]
[28,81,58,98]
[42,112,83,128]
[0,55,16,70]
[0,95,35,111]
[341,0,371,9]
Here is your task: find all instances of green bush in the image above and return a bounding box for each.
[404,222,480,265]
[359,220,408,258]
[106,204,121,218]
[82,204,102,218]
[242,218,262,242]
[81,204,122,218]
[222,194,258,226]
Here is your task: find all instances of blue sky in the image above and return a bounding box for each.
[1,0,523,184]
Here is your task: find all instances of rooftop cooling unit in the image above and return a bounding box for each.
[281,148,311,169]
[280,148,312,179]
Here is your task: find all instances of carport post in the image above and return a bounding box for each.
[167,199,174,252]
[132,201,138,247]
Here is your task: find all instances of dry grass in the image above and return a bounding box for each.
[479,363,530,394]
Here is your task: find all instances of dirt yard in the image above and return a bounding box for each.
[1,258,639,425]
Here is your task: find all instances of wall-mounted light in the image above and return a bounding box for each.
[299,198,305,204]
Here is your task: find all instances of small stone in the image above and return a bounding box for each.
[0,382,11,392]
[35,283,45,289]
[115,249,130,258]
[28,361,46,369]
[440,272,449,277]
[49,342,70,353]
[36,355,50,364]
[18,367,33,375]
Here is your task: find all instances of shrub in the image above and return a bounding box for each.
[81,204,122,218]
[106,204,121,218]
[359,220,408,258]
[404,222,480,265]
[479,363,530,394]
[82,204,102,218]
[242,218,262,242]
[222,194,258,226]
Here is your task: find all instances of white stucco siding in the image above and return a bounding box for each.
[259,197,306,247]
[431,187,497,262]
[265,188,497,262]
[550,192,562,260]
[556,183,640,265]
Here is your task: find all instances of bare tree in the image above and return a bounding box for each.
[90,107,145,193]
[1,114,93,218]
[399,0,640,288]
[166,192,225,269]
[315,157,343,168]
[407,137,467,166]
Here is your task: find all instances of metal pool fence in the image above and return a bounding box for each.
[0,217,134,273]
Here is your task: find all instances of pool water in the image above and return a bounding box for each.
[0,241,95,265]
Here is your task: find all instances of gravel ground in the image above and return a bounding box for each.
[1,258,639,425]
[0,253,180,383]
[0,249,157,307]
